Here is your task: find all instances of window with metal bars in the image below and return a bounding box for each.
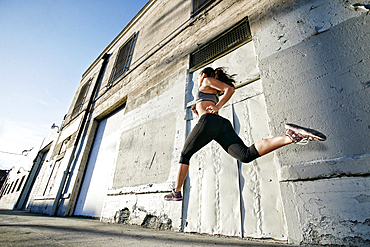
[11,179,19,193]
[16,175,26,192]
[109,33,137,83]
[72,79,91,118]
[192,0,215,15]
[190,18,252,71]
[7,182,13,194]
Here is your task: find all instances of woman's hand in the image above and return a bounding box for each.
[206,104,219,114]
[191,104,199,116]
[203,77,235,113]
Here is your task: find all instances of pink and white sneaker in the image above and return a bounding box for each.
[285,123,326,145]
[164,190,182,201]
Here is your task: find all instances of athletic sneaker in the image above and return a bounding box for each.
[285,123,326,145]
[164,190,182,201]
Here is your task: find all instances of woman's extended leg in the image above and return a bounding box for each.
[254,135,292,156]
[255,124,327,155]
[217,122,326,163]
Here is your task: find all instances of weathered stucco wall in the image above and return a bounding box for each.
[281,177,370,246]
[252,0,370,245]
[258,13,369,166]
[57,0,193,223]
[99,62,188,230]
[0,168,27,209]
[114,112,176,188]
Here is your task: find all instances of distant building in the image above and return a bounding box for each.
[0,170,9,196]
[0,133,58,210]
[4,0,369,246]
[0,168,28,209]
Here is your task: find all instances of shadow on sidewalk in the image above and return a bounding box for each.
[0,209,292,247]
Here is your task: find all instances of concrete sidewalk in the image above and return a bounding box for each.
[0,210,297,247]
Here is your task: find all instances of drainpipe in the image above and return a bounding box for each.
[51,53,110,216]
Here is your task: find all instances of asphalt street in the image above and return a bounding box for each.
[0,209,298,247]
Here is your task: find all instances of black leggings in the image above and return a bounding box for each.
[180,113,260,165]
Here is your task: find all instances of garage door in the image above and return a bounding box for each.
[74,106,126,218]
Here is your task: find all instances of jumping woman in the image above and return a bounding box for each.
[164,67,326,201]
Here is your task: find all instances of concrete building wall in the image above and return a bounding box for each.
[250,1,370,245]
[18,0,370,246]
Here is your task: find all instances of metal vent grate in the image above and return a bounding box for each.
[190,19,251,71]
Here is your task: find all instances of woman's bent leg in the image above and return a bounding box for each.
[179,114,220,164]
[217,128,292,162]
[215,118,292,163]
[215,123,261,163]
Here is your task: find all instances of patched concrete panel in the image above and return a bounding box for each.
[113,113,176,188]
[281,177,370,246]
[251,0,364,60]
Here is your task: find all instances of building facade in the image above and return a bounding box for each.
[7,0,370,245]
[0,130,58,210]
[0,170,9,191]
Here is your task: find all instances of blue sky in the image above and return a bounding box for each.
[0,0,148,169]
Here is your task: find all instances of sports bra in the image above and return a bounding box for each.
[196,91,219,104]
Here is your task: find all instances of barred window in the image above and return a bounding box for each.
[109,33,137,83]
[72,79,91,118]
[7,182,13,194]
[190,18,251,71]
[192,0,215,15]
[16,176,26,192]
[11,179,19,193]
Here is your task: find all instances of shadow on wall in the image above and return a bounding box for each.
[148,1,188,36]
[258,10,370,246]
[265,13,370,165]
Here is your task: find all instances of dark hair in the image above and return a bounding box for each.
[200,67,215,78]
[214,67,236,88]
[200,67,236,88]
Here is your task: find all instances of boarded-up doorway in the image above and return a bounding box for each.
[182,41,287,240]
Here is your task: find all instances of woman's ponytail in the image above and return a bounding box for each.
[214,67,236,88]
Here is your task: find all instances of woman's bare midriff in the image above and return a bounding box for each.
[196,101,217,116]
[196,77,220,116]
